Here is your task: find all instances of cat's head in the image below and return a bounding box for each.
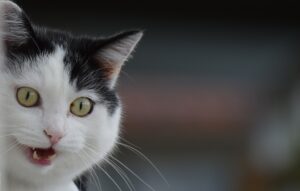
[0,1,142,185]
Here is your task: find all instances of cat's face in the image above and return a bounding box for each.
[0,1,142,185]
[2,47,122,182]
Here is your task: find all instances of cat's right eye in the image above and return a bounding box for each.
[70,97,94,117]
[16,87,40,107]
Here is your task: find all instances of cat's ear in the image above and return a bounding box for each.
[0,1,33,46]
[95,30,143,89]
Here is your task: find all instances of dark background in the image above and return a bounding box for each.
[14,1,300,190]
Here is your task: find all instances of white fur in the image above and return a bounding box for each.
[0,46,121,191]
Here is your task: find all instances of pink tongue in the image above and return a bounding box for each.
[34,148,55,159]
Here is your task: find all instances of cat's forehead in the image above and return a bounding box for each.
[11,46,96,100]
[8,29,107,91]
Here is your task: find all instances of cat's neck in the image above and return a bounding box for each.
[7,174,79,191]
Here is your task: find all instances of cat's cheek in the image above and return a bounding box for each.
[92,107,121,155]
[54,123,86,153]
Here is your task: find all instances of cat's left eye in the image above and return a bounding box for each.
[16,87,40,107]
[70,97,94,117]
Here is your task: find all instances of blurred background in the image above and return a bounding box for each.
[14,0,300,190]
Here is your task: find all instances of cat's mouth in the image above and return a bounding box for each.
[27,147,57,166]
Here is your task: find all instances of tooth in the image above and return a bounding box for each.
[48,154,57,161]
[33,151,40,160]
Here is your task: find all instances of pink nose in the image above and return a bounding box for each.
[44,129,63,145]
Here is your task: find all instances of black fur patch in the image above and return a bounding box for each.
[5,16,124,114]
[74,173,89,191]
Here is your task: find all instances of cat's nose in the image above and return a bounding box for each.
[44,129,64,145]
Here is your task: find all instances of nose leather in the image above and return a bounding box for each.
[44,129,64,145]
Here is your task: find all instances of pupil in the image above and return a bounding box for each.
[79,101,83,111]
[25,91,30,101]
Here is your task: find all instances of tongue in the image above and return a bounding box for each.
[35,148,55,159]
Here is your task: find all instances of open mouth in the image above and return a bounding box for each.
[27,147,57,166]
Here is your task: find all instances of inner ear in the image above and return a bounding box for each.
[97,58,122,82]
[93,30,143,89]
[0,1,34,47]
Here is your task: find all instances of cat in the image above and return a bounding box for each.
[0,1,142,191]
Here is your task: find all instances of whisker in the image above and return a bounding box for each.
[104,158,135,191]
[118,137,141,149]
[84,140,164,190]
[0,142,19,158]
[79,154,102,191]
[76,151,102,191]
[84,146,131,191]
[0,133,18,138]
[110,155,156,191]
[116,142,169,187]
[99,164,122,191]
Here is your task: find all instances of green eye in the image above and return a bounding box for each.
[70,97,94,117]
[16,87,40,107]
